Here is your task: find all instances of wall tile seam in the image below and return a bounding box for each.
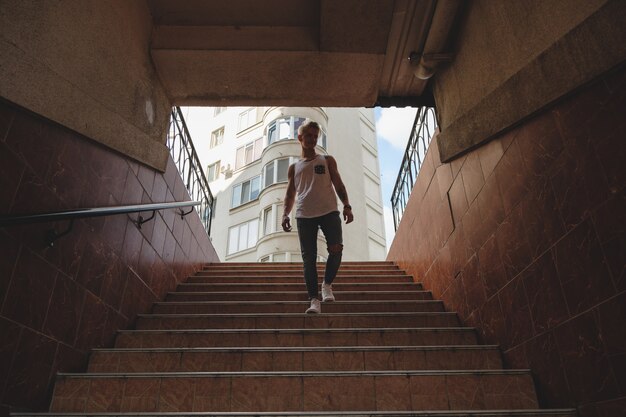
[0,314,92,365]
[126,265,159,302]
[588,210,623,290]
[0,107,16,142]
[0,241,22,312]
[547,220,616,307]
[555,349,618,408]
[498,289,625,362]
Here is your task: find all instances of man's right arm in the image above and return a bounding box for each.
[281,164,296,232]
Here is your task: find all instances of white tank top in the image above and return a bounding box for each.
[294,154,338,218]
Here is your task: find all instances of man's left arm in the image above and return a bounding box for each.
[327,156,354,224]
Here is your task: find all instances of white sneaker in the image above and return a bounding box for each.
[306,298,321,314]
[322,282,335,302]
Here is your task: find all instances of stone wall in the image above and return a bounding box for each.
[0,100,219,414]
[434,0,626,162]
[0,0,171,170]
[388,67,625,416]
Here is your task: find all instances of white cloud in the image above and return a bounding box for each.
[375,108,418,150]
[379,168,400,212]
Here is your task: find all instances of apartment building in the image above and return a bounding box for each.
[183,106,387,262]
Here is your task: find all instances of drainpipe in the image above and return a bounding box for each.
[409,0,464,80]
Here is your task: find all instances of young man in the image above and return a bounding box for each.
[281,119,354,314]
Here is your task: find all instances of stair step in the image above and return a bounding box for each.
[12,411,579,417]
[135,312,461,330]
[49,370,538,412]
[88,345,503,373]
[177,282,424,292]
[207,261,399,271]
[151,300,445,314]
[187,275,415,283]
[197,270,409,276]
[166,290,433,302]
[36,261,572,417]
[116,327,478,348]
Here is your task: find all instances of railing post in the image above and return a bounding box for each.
[390,107,438,231]
[166,107,215,235]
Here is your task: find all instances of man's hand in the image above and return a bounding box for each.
[343,206,354,224]
[281,214,292,232]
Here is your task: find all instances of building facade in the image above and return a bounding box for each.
[183,106,387,262]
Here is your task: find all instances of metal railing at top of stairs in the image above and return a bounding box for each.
[390,106,438,231]
[168,106,214,235]
[0,201,200,247]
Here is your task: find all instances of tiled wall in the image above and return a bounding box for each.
[388,68,625,416]
[0,100,219,414]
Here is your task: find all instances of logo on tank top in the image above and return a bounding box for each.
[314,165,326,174]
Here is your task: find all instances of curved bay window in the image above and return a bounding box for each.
[267,116,326,148]
[263,157,295,189]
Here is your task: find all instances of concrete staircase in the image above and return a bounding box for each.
[19,262,576,416]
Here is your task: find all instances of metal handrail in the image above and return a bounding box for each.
[0,201,201,247]
[0,107,212,236]
[0,201,200,227]
[168,107,214,235]
[390,107,438,231]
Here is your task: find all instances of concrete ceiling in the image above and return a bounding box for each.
[147,0,440,107]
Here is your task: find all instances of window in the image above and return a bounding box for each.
[227,218,259,254]
[318,131,327,149]
[231,175,261,208]
[267,116,305,145]
[258,253,287,262]
[214,106,226,116]
[238,108,258,131]
[264,163,274,189]
[273,253,286,262]
[210,127,224,148]
[206,161,221,182]
[275,204,283,231]
[263,206,273,236]
[267,116,327,148]
[263,157,294,188]
[235,138,263,169]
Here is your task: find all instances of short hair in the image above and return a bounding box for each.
[298,119,320,136]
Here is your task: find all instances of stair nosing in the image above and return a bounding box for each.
[94,344,501,352]
[137,311,457,318]
[57,369,533,378]
[168,290,432,295]
[152,300,443,306]
[118,326,476,334]
[193,272,412,275]
[198,267,404,269]
[9,409,580,416]
[199,269,405,272]
[177,281,428,286]
[179,282,422,285]
[190,270,413,279]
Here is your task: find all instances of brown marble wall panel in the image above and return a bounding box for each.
[0,99,219,414]
[388,67,626,416]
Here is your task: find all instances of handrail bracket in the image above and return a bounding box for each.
[45,219,75,247]
[179,207,195,218]
[133,210,156,229]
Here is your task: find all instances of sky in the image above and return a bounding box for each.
[373,107,418,253]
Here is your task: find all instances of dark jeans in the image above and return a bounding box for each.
[296,211,343,300]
